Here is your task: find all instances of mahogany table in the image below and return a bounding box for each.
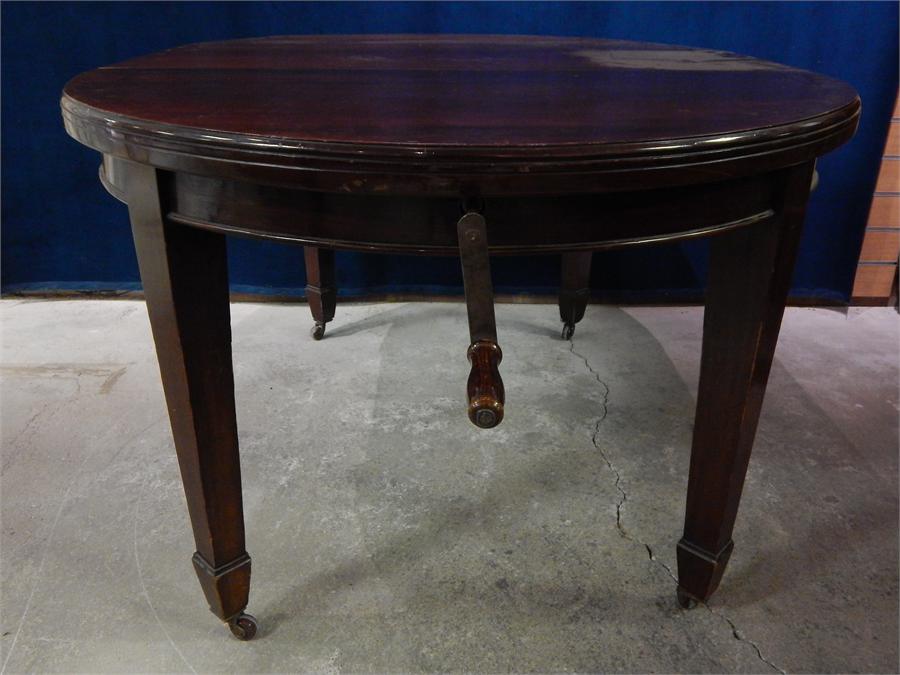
[61,35,859,640]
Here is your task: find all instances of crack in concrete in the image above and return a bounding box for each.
[568,337,784,675]
[712,608,787,675]
[567,340,677,577]
[1,403,54,475]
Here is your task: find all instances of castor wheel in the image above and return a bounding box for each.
[561,322,575,340]
[676,587,698,609]
[311,322,326,340]
[227,612,259,640]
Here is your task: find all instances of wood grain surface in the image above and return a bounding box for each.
[62,35,860,195]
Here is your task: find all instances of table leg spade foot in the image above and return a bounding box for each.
[227,612,258,641]
[676,537,734,606]
[311,322,326,340]
[676,587,699,609]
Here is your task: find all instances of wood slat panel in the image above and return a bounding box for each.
[876,159,900,193]
[854,94,899,304]
[868,195,900,227]
[852,264,897,299]
[859,230,900,262]
[887,122,900,156]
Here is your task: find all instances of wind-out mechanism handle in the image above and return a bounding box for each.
[466,339,505,428]
[457,208,505,429]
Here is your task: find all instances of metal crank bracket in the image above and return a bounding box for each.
[457,209,505,429]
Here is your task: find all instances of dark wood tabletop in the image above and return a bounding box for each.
[62,35,859,195]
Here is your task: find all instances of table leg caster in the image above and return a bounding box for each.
[227,612,259,640]
[559,252,591,341]
[304,247,336,342]
[676,587,699,609]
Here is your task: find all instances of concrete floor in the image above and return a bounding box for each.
[1,299,897,674]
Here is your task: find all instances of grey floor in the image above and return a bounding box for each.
[1,299,897,674]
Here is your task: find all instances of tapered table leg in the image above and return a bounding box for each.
[559,252,592,339]
[126,162,256,640]
[676,162,815,607]
[304,246,337,340]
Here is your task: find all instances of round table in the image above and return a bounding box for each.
[61,35,859,640]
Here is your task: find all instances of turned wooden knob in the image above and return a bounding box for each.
[466,340,505,429]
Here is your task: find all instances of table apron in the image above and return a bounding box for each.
[104,156,785,254]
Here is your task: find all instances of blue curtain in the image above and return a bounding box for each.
[2,1,897,302]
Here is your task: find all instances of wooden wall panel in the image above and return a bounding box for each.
[886,122,900,157]
[875,159,900,193]
[868,196,900,228]
[852,93,899,304]
[853,265,897,299]
[859,230,900,262]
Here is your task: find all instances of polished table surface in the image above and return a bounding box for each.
[62,35,859,640]
[63,34,858,196]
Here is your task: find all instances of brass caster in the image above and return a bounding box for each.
[311,322,326,340]
[561,322,575,340]
[676,587,698,610]
[228,612,259,640]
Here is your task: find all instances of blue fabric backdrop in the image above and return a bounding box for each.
[2,2,897,302]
